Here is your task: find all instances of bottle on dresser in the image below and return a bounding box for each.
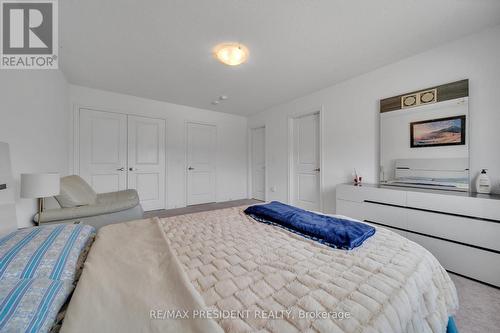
[476,169,491,194]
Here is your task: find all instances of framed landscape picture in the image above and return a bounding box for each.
[410,115,466,148]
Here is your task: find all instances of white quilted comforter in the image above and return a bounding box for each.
[162,206,458,333]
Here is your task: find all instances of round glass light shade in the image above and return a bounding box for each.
[214,43,249,66]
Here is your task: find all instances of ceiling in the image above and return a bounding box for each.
[60,0,500,116]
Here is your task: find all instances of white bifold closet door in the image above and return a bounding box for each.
[79,109,128,193]
[79,109,165,211]
[186,122,216,206]
[127,116,166,211]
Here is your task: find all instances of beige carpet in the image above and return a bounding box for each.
[450,273,500,332]
[144,199,261,218]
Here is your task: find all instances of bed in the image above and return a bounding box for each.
[0,141,98,333]
[0,224,95,332]
[61,205,458,333]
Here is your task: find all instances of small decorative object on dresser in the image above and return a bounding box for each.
[20,173,60,224]
[476,169,492,194]
[353,169,362,185]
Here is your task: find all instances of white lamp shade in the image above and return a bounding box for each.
[20,173,60,198]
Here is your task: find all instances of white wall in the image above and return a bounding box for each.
[69,85,248,209]
[0,70,69,227]
[249,25,500,213]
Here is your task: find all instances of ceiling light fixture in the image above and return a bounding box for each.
[214,43,249,66]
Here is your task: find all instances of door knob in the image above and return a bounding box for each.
[129,167,138,171]
[117,167,125,171]
[188,166,194,170]
[314,168,320,172]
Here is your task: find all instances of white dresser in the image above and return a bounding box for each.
[336,183,500,287]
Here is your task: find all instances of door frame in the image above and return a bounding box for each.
[248,126,266,201]
[287,107,324,212]
[184,120,218,206]
[71,104,168,209]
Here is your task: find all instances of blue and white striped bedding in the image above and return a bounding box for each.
[0,224,95,333]
[0,278,73,333]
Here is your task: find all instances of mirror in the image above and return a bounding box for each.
[379,80,469,192]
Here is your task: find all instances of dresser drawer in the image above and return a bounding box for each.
[407,210,500,251]
[336,184,406,205]
[363,202,407,230]
[406,191,500,221]
[336,200,407,237]
[407,233,500,287]
[335,183,500,287]
[336,199,364,221]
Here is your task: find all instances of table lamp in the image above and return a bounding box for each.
[21,173,60,224]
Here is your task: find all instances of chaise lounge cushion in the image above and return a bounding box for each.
[35,189,140,223]
[55,175,97,208]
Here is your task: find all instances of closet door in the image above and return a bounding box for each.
[186,122,216,205]
[127,116,166,211]
[79,109,128,193]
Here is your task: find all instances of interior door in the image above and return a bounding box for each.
[186,122,216,205]
[251,127,265,201]
[79,109,127,193]
[127,116,166,211]
[292,113,320,211]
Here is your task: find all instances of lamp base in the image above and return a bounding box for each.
[36,197,45,226]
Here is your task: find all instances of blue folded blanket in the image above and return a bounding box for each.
[244,201,376,250]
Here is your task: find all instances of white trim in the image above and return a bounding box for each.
[71,104,80,175]
[184,120,218,206]
[164,119,169,210]
[319,108,324,212]
[287,106,324,212]
[248,126,266,201]
[247,128,252,199]
[287,118,293,205]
